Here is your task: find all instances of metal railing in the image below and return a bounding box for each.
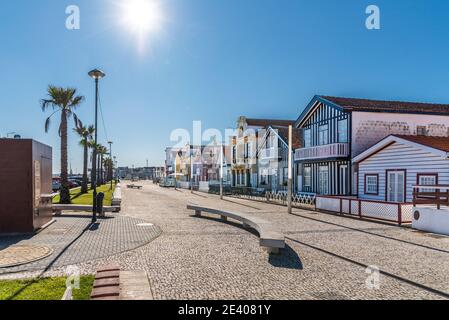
[226,187,316,209]
[295,143,349,161]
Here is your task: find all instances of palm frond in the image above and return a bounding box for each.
[44,117,52,133]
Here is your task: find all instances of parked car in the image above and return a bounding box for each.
[52,178,61,192]
[159,177,176,188]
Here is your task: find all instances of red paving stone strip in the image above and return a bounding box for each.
[95,270,120,280]
[94,278,120,289]
[91,265,121,300]
[91,286,120,299]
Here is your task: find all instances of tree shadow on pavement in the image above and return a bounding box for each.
[268,244,304,270]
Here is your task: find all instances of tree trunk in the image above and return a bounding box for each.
[60,110,71,204]
[81,142,88,193]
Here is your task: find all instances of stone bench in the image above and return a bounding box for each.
[186,205,285,254]
[52,204,120,216]
[112,184,122,207]
[127,184,143,190]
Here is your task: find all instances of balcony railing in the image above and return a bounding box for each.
[295,143,349,161]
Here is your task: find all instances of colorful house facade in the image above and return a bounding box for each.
[295,95,449,196]
[231,117,294,188]
[257,126,301,192]
[353,135,449,203]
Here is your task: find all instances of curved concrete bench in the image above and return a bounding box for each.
[53,205,120,216]
[187,205,285,254]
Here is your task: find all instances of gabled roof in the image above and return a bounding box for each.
[322,96,449,115]
[270,126,302,149]
[394,135,449,152]
[246,118,295,127]
[353,135,449,163]
[257,126,302,153]
[296,95,449,128]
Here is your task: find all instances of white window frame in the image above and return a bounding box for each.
[365,174,378,195]
[338,119,348,143]
[304,167,312,187]
[303,129,311,148]
[319,124,329,146]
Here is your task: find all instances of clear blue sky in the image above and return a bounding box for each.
[1,0,449,173]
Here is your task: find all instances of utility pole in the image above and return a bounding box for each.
[190,145,194,194]
[220,143,224,200]
[108,141,113,190]
[288,125,293,214]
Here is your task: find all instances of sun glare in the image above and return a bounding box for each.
[122,0,163,34]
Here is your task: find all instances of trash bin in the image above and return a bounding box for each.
[97,192,105,217]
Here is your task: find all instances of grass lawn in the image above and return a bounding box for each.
[0,276,95,300]
[53,183,116,206]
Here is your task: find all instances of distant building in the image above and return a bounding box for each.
[257,126,301,192]
[118,166,164,180]
[231,117,295,188]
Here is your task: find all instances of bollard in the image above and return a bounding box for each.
[97,192,105,217]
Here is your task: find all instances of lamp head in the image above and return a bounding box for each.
[88,69,106,80]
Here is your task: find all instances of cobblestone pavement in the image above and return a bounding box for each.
[2,182,449,300]
[0,215,161,275]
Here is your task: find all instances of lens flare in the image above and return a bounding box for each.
[122,0,163,34]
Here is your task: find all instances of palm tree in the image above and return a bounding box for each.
[74,120,95,193]
[98,145,108,185]
[104,158,114,182]
[41,86,84,204]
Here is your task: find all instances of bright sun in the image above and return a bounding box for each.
[122,0,163,34]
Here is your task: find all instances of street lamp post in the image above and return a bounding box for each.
[220,143,224,200]
[108,141,113,190]
[288,125,293,214]
[88,69,106,223]
[190,145,194,194]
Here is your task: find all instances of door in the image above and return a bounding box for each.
[387,171,405,202]
[339,165,348,195]
[319,166,329,195]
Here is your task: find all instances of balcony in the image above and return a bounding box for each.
[295,143,349,161]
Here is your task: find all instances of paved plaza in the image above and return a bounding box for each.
[2,181,449,300]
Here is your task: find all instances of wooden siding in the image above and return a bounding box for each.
[358,142,449,202]
[300,101,350,147]
[296,100,352,195]
[257,130,290,191]
[301,160,351,195]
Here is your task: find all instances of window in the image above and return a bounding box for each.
[283,168,289,186]
[303,129,311,148]
[417,126,427,136]
[338,119,348,143]
[365,174,379,195]
[319,166,329,194]
[318,125,329,145]
[418,174,438,193]
[244,143,249,159]
[232,146,236,164]
[304,167,312,187]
